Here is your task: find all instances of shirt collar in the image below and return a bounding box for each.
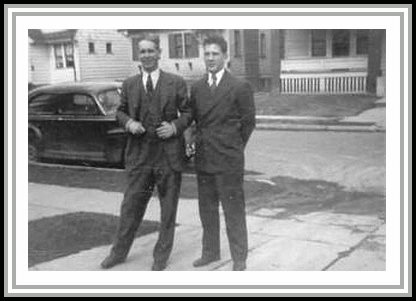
[142,68,160,86]
[208,68,225,85]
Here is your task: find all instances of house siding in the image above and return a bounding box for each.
[76,29,136,82]
[29,44,51,84]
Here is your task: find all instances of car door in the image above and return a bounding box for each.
[53,92,110,163]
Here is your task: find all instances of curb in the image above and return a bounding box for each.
[255,123,385,132]
[255,117,385,132]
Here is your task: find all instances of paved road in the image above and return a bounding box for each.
[245,130,386,194]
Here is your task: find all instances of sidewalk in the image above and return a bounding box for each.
[28,182,386,272]
[256,97,386,132]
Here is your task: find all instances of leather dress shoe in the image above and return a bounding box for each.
[233,261,246,271]
[192,256,221,267]
[151,261,167,271]
[100,254,125,269]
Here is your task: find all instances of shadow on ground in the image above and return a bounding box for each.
[28,212,160,267]
[244,176,386,220]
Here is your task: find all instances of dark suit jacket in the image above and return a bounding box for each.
[117,70,192,172]
[190,70,256,173]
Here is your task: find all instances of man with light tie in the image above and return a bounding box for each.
[189,35,256,271]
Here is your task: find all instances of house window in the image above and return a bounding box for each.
[332,29,350,57]
[54,43,74,69]
[260,33,266,58]
[234,30,241,58]
[88,42,95,54]
[168,34,183,58]
[184,33,199,58]
[132,38,139,61]
[106,42,112,54]
[356,29,369,55]
[54,45,64,69]
[64,43,74,67]
[168,32,199,59]
[311,29,326,57]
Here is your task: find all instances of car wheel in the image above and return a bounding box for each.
[28,143,38,162]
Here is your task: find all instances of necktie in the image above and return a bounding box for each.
[146,74,153,94]
[210,72,217,94]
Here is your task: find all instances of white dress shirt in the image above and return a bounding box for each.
[142,68,160,92]
[208,68,225,87]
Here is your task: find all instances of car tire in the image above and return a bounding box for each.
[28,143,38,162]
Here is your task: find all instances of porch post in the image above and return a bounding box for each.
[242,29,260,91]
[270,29,282,95]
[367,29,383,94]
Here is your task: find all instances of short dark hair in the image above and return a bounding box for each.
[203,35,227,53]
[138,34,160,50]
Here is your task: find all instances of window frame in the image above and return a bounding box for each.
[356,29,369,55]
[259,32,267,59]
[332,29,350,57]
[311,29,327,57]
[54,43,75,69]
[234,30,242,58]
[168,32,199,59]
[88,42,95,54]
[106,42,113,54]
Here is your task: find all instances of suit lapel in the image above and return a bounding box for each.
[199,70,232,118]
[158,70,173,111]
[129,74,142,118]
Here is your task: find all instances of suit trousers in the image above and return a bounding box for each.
[111,159,182,265]
[196,171,248,263]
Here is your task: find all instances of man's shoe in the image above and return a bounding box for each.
[100,254,125,269]
[151,261,167,271]
[192,256,221,267]
[232,261,246,271]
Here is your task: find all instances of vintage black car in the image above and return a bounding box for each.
[28,82,126,166]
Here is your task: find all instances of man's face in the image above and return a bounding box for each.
[203,43,227,74]
[138,39,160,73]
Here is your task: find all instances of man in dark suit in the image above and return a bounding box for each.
[100,35,192,271]
[189,35,256,271]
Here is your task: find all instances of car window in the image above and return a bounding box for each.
[58,94,98,115]
[29,94,60,114]
[97,89,121,115]
[29,93,98,115]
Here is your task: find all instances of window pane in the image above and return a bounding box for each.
[132,38,139,61]
[106,42,112,54]
[60,94,98,115]
[234,30,241,58]
[168,33,183,58]
[184,33,199,58]
[175,34,183,58]
[260,33,266,58]
[332,29,350,57]
[88,42,95,54]
[311,29,326,57]
[64,43,74,67]
[54,45,64,69]
[97,89,121,115]
[356,29,369,55]
[29,94,59,114]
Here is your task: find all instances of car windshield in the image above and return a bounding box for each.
[97,89,121,115]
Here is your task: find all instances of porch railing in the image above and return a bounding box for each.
[280,72,368,95]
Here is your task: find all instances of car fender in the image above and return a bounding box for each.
[28,123,42,142]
